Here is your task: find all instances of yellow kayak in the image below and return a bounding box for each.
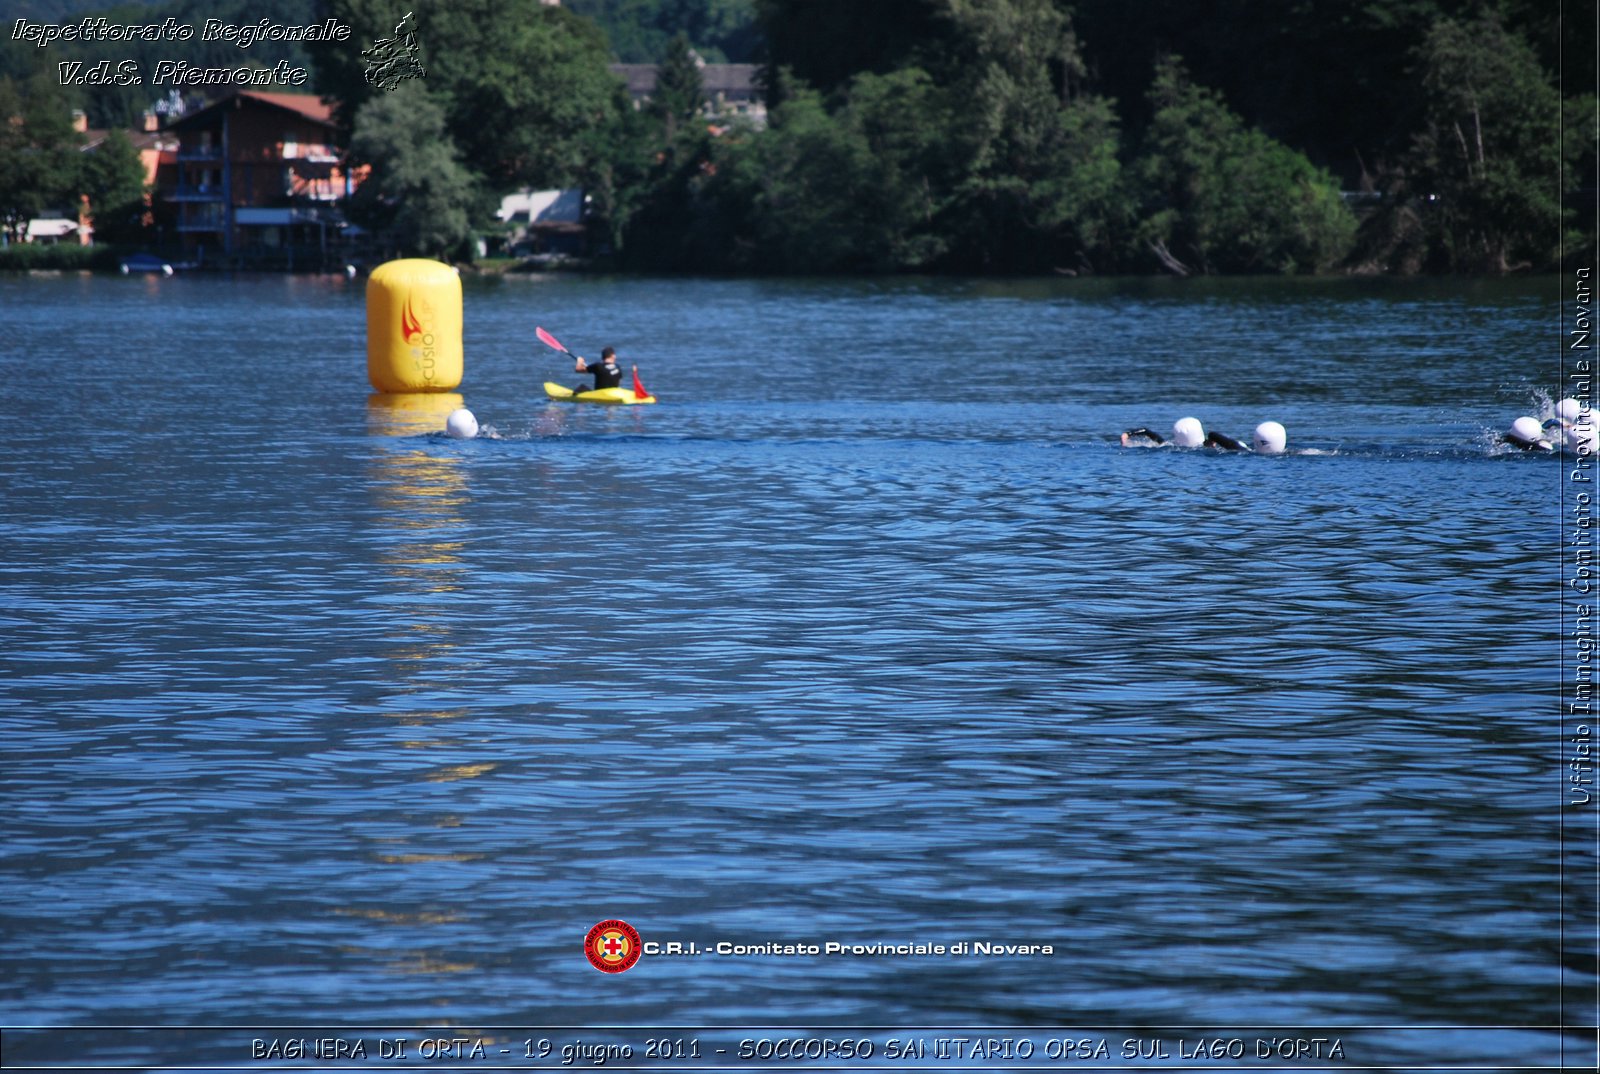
[543,382,656,405]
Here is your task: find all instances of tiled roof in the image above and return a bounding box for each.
[242,92,336,124]
[164,91,337,130]
[83,128,178,152]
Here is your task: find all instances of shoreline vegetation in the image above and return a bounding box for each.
[1,0,1591,278]
[0,246,1570,284]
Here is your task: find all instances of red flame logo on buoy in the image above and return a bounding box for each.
[401,297,423,343]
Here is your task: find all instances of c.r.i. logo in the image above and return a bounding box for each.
[584,919,642,974]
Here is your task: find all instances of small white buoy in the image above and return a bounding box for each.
[1252,421,1287,454]
[1171,417,1204,448]
[1557,398,1584,424]
[445,407,479,439]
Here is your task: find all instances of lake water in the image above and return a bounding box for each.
[0,271,1590,1070]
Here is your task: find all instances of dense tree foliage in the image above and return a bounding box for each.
[79,127,149,244]
[730,0,1581,274]
[1403,14,1564,272]
[650,32,705,139]
[0,76,78,244]
[310,0,625,190]
[611,0,1350,274]
[565,0,759,63]
[346,80,479,258]
[754,0,944,100]
[3,0,1583,274]
[1070,0,1578,181]
[0,0,319,129]
[1131,58,1354,275]
[931,0,1127,273]
[0,73,148,246]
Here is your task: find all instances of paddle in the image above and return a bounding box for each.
[538,325,590,394]
[535,325,573,357]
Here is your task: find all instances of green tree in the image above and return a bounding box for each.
[633,69,950,273]
[836,67,954,269]
[0,75,83,246]
[573,88,661,258]
[652,32,706,138]
[699,87,875,271]
[311,0,624,188]
[754,0,946,103]
[81,129,150,246]
[648,0,1130,274]
[601,30,720,267]
[931,0,1129,272]
[565,0,760,63]
[1131,57,1354,274]
[347,81,479,258]
[613,123,724,269]
[1404,14,1563,271]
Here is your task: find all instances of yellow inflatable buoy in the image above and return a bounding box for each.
[366,258,463,392]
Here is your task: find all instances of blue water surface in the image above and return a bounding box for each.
[0,271,1586,1069]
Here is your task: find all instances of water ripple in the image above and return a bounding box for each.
[0,274,1570,1063]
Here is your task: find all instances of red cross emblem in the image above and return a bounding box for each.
[585,919,642,973]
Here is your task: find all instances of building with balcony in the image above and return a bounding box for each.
[162,91,362,267]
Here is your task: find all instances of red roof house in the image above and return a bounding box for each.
[162,91,361,265]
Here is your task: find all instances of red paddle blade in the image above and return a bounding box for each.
[535,326,568,354]
[632,365,650,399]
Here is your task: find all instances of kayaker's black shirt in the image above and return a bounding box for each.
[584,360,623,389]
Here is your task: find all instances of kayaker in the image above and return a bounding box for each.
[574,347,624,391]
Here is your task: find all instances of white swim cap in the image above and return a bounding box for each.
[1557,398,1584,423]
[445,408,479,439]
[1510,416,1545,445]
[1172,417,1204,448]
[1252,421,1287,454]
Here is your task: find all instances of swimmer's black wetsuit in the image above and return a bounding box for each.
[1203,431,1247,451]
[1501,431,1552,452]
[1121,428,1246,449]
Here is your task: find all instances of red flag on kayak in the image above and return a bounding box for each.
[632,365,650,399]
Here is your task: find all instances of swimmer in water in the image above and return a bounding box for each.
[1502,415,1553,452]
[1547,398,1597,453]
[1119,427,1166,447]
[1252,421,1287,454]
[1120,417,1249,450]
